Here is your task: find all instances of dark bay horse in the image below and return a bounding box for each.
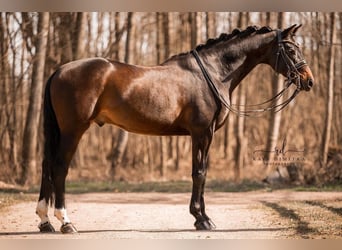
[36,25,314,233]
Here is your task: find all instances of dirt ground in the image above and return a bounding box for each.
[0,191,341,239]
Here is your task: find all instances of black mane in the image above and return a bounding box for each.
[164,26,273,63]
[196,25,273,51]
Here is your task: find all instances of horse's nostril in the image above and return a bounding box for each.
[308,79,314,88]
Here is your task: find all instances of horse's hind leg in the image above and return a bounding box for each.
[53,126,89,233]
[36,195,55,232]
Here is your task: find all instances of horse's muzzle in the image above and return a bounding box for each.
[305,78,314,91]
[299,66,314,91]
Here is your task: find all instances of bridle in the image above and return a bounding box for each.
[191,29,307,117]
[275,30,307,91]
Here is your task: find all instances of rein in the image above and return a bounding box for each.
[191,30,306,117]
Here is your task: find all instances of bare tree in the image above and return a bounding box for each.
[66,12,89,169]
[0,13,11,177]
[57,13,73,63]
[189,12,198,48]
[156,12,173,177]
[74,12,88,60]
[20,12,50,185]
[321,12,337,166]
[264,12,284,173]
[124,12,133,64]
[234,12,249,182]
[110,12,133,180]
[206,12,216,39]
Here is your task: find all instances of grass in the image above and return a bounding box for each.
[64,179,342,194]
[0,192,35,212]
[2,179,342,196]
[292,183,342,192]
[65,180,192,193]
[0,180,341,212]
[206,179,267,192]
[26,179,341,194]
[62,179,271,194]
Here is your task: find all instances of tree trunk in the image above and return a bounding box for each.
[162,13,170,59]
[223,115,230,158]
[156,12,162,65]
[113,12,125,60]
[0,13,12,179]
[206,12,216,39]
[74,12,88,60]
[110,12,133,180]
[155,12,174,177]
[264,12,284,173]
[190,12,198,48]
[20,12,50,185]
[157,15,167,176]
[234,88,246,182]
[159,137,166,177]
[234,12,248,182]
[321,12,337,167]
[124,12,133,64]
[69,12,88,169]
[57,13,73,63]
[110,128,129,179]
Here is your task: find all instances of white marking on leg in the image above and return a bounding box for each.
[36,199,50,226]
[54,207,71,225]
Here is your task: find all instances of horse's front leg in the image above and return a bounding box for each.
[190,128,215,230]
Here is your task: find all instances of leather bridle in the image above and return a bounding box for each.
[275,29,307,92]
[191,29,307,117]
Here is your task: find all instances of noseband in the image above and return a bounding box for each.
[192,30,306,117]
[275,29,307,91]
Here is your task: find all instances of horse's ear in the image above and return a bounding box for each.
[293,24,302,34]
[281,24,301,38]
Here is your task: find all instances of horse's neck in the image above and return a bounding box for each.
[200,35,275,94]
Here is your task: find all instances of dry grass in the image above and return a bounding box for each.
[263,200,342,239]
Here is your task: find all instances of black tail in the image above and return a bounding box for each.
[39,71,59,206]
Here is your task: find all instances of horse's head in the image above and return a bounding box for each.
[271,24,314,91]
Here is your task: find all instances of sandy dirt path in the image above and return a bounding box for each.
[0,191,341,239]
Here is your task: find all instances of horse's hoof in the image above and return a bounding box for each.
[60,223,78,234]
[39,222,56,233]
[207,218,217,229]
[194,219,214,230]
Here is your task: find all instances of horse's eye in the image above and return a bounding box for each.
[288,48,296,55]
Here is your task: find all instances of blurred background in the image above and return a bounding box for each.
[0,12,341,188]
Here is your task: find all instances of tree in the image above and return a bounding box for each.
[156,12,173,177]
[69,12,89,168]
[0,13,12,176]
[110,12,133,180]
[20,12,50,185]
[74,12,88,60]
[321,12,337,166]
[264,12,284,173]
[57,13,73,63]
[206,12,216,39]
[189,12,198,48]
[234,12,249,182]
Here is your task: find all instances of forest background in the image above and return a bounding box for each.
[0,12,341,187]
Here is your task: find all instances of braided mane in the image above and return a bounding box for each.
[196,26,273,51]
[164,26,273,63]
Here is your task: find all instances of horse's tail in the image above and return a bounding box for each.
[40,71,59,206]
